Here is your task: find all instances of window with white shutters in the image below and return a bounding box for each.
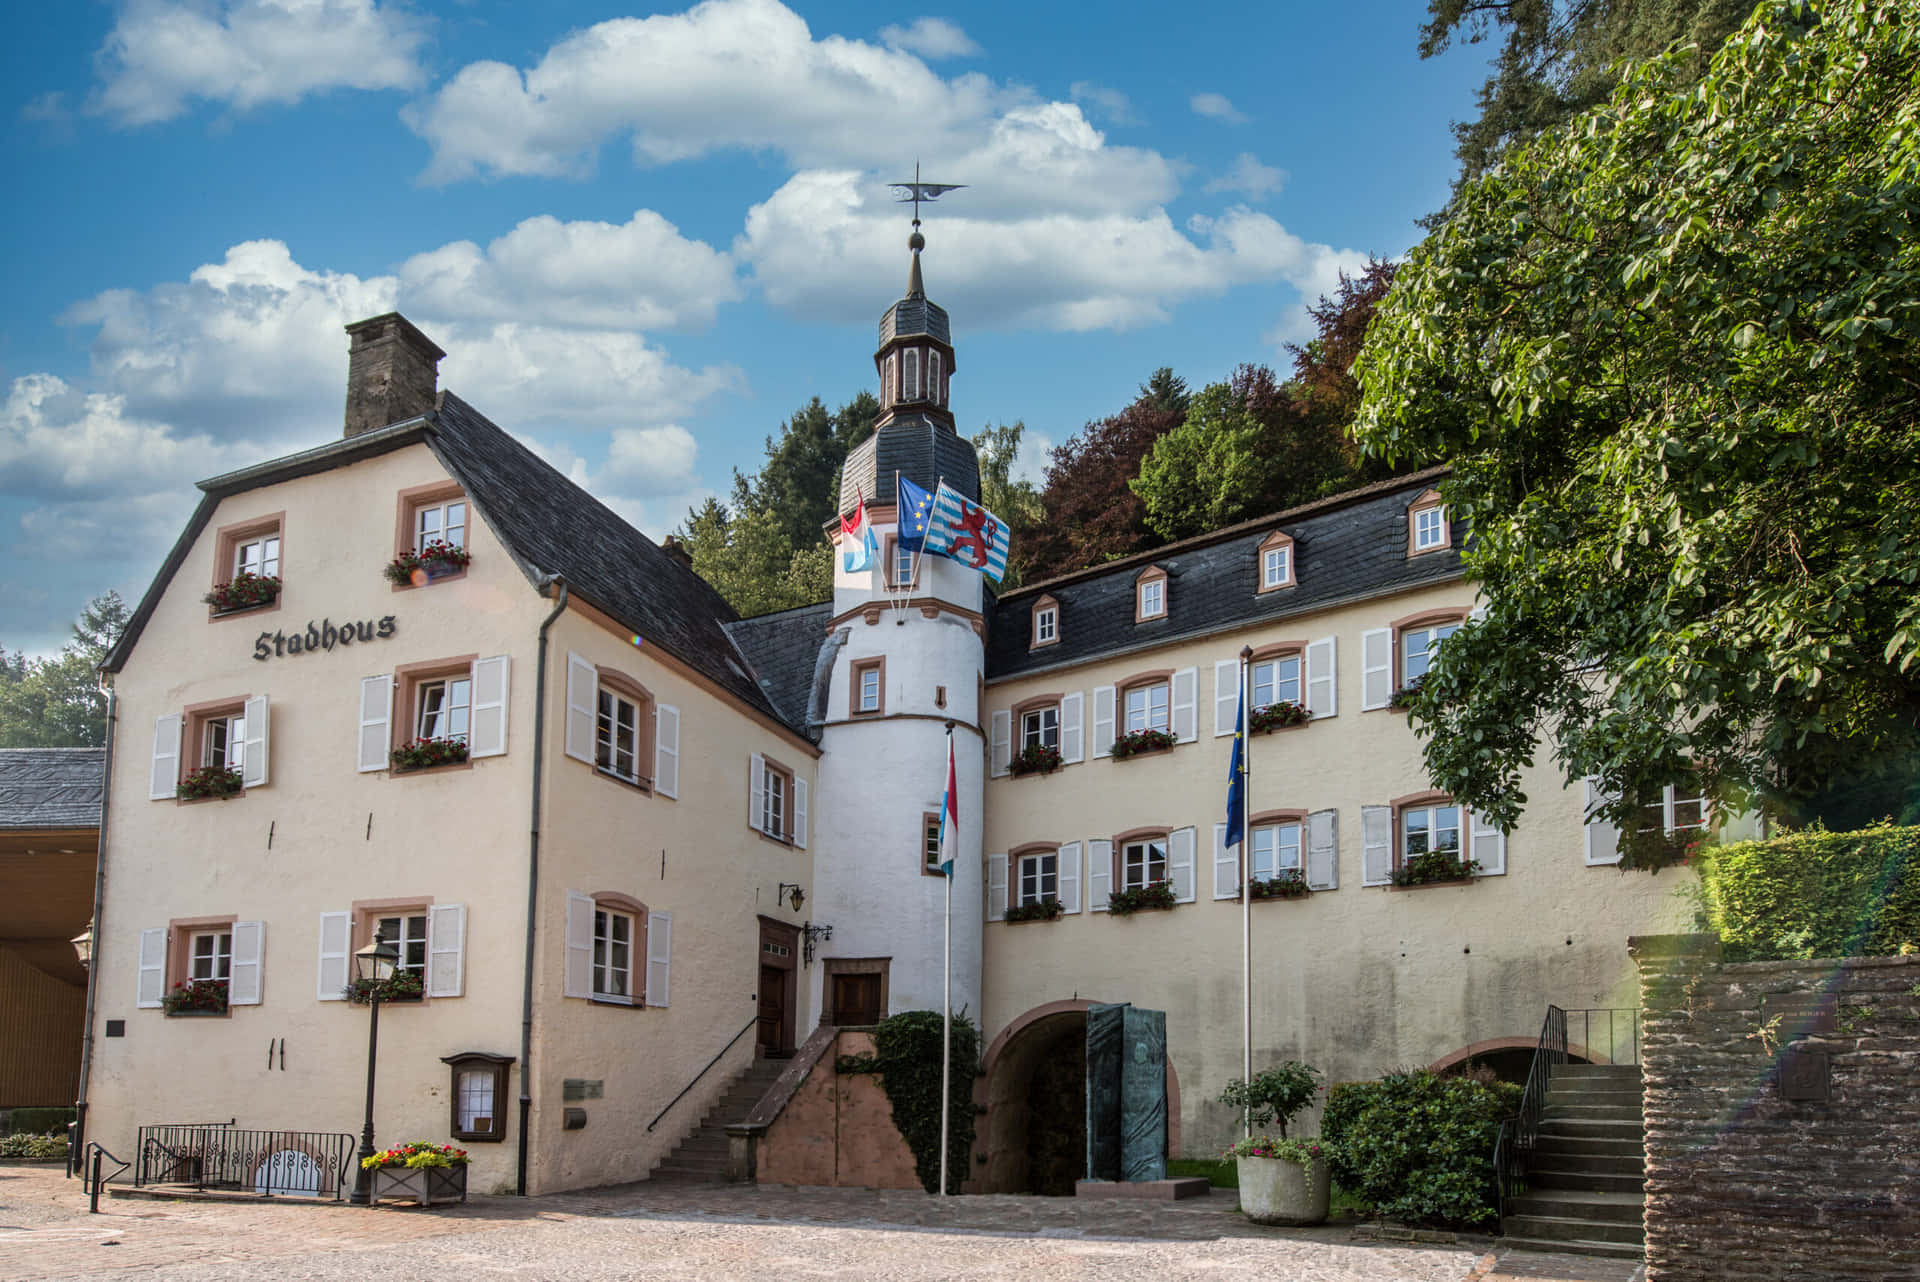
[1087,839,1112,911]
[1306,809,1339,891]
[646,911,672,1007]
[1305,637,1337,718]
[1584,778,1621,865]
[1361,806,1393,886]
[985,854,1008,922]
[1092,687,1116,757]
[989,710,1012,777]
[1058,692,1085,764]
[1057,841,1082,914]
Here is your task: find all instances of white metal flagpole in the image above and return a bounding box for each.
[938,723,955,1197]
[1240,644,1254,1139]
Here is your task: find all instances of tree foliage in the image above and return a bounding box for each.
[971,420,1045,589]
[1421,0,1754,181]
[1354,0,1920,831]
[0,592,129,748]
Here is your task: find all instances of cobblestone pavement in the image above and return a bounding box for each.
[0,1166,1632,1282]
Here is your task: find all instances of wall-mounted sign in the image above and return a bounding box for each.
[254,616,396,661]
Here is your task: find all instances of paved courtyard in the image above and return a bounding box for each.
[0,1166,1637,1282]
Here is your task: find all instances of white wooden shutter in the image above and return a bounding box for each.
[1214,660,1239,736]
[427,903,466,997]
[136,927,167,1008]
[654,704,680,798]
[1092,686,1116,756]
[564,652,597,764]
[469,655,510,759]
[227,920,264,1005]
[1088,839,1113,911]
[1307,808,1340,891]
[1213,823,1239,900]
[149,714,181,799]
[564,890,593,999]
[357,675,393,773]
[748,753,766,833]
[1171,667,1199,743]
[316,911,351,1000]
[1361,805,1394,886]
[1472,810,1508,876]
[990,710,1012,777]
[1168,826,1197,903]
[794,778,809,849]
[646,910,672,1008]
[985,854,1008,922]
[1057,841,1081,914]
[1584,779,1621,865]
[1059,693,1085,764]
[241,695,269,788]
[1361,629,1393,710]
[1306,636,1338,718]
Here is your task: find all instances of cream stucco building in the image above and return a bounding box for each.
[79,244,1719,1198]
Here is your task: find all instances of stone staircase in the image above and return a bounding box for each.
[1502,1062,1646,1260]
[650,1055,785,1182]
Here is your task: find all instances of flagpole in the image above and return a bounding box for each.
[1240,644,1254,1139]
[939,722,954,1197]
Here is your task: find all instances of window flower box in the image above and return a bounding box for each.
[390,737,470,773]
[1245,872,1310,901]
[1107,879,1177,916]
[1004,896,1064,923]
[203,571,280,615]
[1388,673,1427,711]
[385,540,471,587]
[361,1141,469,1207]
[1109,729,1176,760]
[177,766,244,800]
[1248,701,1311,733]
[1391,850,1481,887]
[344,971,424,1005]
[1010,744,1063,777]
[161,978,229,1016]
[1617,830,1708,874]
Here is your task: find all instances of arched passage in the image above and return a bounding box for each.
[1427,1036,1609,1086]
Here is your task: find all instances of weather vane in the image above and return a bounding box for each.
[889,162,965,230]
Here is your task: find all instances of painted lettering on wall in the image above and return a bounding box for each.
[254,616,396,661]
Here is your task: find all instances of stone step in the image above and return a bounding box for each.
[651,1166,726,1183]
[1507,1189,1644,1224]
[1500,1235,1645,1261]
[672,1135,730,1156]
[1527,1151,1644,1176]
[1502,1213,1645,1246]
[1543,1103,1643,1120]
[1528,1168,1646,1194]
[1552,1063,1641,1079]
[1534,1133,1644,1158]
[1544,1088,1643,1107]
[655,1155,729,1176]
[1538,1119,1644,1141]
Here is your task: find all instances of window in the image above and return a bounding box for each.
[1640,783,1709,837]
[904,348,921,401]
[189,930,232,981]
[442,1053,513,1143]
[763,762,788,838]
[1408,490,1450,555]
[749,752,803,846]
[377,912,429,985]
[884,353,895,406]
[1124,681,1170,734]
[923,812,943,875]
[1401,803,1463,862]
[561,655,671,794]
[597,688,641,783]
[1258,531,1295,592]
[201,712,246,774]
[1017,851,1058,907]
[414,498,467,554]
[1135,567,1168,621]
[851,657,885,716]
[1250,822,1303,881]
[1401,622,1461,687]
[136,916,262,1013]
[1122,837,1169,891]
[416,675,471,744]
[930,350,943,406]
[394,482,471,588]
[235,534,280,580]
[210,514,285,617]
[1021,705,1059,751]
[1033,605,1057,647]
[1251,655,1301,710]
[592,907,635,1002]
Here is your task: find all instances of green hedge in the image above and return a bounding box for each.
[4,1107,75,1137]
[1321,1070,1519,1229]
[1702,823,1920,962]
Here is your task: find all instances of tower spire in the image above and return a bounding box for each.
[890,162,963,301]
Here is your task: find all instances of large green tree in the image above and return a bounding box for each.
[971,420,1045,589]
[0,592,130,748]
[1353,0,1920,833]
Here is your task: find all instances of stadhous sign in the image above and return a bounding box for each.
[254,616,396,661]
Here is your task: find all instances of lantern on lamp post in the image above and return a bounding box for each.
[348,929,400,1206]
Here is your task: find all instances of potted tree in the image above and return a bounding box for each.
[1219,1061,1330,1225]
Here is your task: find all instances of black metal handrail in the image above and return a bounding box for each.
[1564,1006,1640,1068]
[648,1016,758,1132]
[80,1143,129,1213]
[1495,1004,1567,1205]
[135,1124,357,1201]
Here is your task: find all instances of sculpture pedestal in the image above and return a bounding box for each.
[1075,1177,1212,1201]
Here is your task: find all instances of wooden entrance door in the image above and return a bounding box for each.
[831,972,883,1027]
[756,917,798,1055]
[758,965,786,1054]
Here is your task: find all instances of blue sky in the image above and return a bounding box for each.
[2,0,1488,655]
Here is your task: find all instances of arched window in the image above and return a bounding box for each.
[930,350,943,406]
[904,349,921,401]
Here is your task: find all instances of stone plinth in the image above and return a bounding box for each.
[1074,1177,1211,1201]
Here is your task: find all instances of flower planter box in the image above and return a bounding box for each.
[1236,1154,1329,1226]
[371,1163,466,1207]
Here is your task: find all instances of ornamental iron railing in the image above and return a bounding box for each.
[136,1122,357,1201]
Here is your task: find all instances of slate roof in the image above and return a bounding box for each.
[723,602,834,742]
[838,413,980,516]
[986,468,1462,681]
[879,295,951,348]
[0,748,105,831]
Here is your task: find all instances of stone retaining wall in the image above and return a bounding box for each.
[1631,935,1920,1282]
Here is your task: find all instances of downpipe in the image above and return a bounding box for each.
[518,575,568,1196]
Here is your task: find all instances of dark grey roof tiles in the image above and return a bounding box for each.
[986,474,1464,680]
[723,602,833,741]
[879,296,951,347]
[838,414,980,515]
[0,748,105,831]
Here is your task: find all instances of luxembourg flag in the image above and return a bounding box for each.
[937,732,958,879]
[840,486,879,573]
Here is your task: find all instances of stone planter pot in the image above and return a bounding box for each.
[371,1164,467,1207]
[1236,1154,1329,1226]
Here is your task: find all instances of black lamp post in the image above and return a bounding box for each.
[349,929,400,1206]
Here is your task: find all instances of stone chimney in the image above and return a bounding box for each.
[343,313,446,438]
[661,535,694,570]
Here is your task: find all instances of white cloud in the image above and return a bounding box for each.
[878,17,980,59]
[1069,81,1138,126]
[0,373,236,500]
[600,424,700,495]
[92,0,428,126]
[1204,152,1286,200]
[1190,91,1248,124]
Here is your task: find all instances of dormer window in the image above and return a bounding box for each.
[1135,567,1168,622]
[1409,490,1450,555]
[1030,595,1059,649]
[1257,531,1295,592]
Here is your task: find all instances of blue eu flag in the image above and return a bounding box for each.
[1224,679,1246,850]
[897,475,935,552]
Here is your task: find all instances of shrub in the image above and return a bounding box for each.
[0,1133,67,1159]
[1219,1060,1322,1136]
[864,1010,981,1195]
[1702,823,1920,961]
[1322,1069,1519,1228]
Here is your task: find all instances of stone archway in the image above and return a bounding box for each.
[1428,1036,1609,1086]
[979,1000,1183,1195]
